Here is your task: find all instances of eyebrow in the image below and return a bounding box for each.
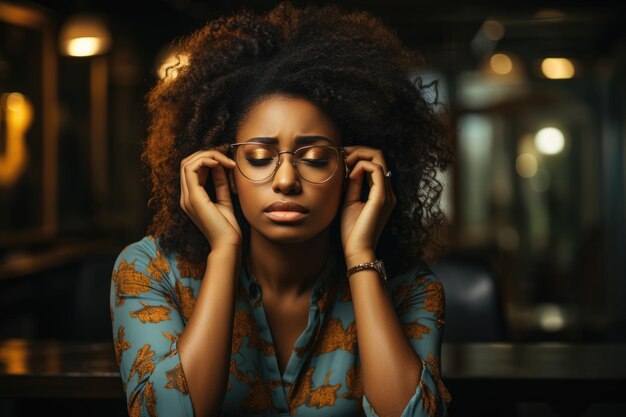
[243,135,333,145]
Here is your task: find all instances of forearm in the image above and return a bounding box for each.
[347,252,423,417]
[178,247,241,417]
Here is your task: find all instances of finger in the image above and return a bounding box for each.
[380,165,396,213]
[344,160,366,204]
[184,152,236,189]
[183,158,234,228]
[184,149,236,170]
[180,159,190,209]
[211,164,234,206]
[184,157,220,193]
[348,160,388,203]
[344,146,388,174]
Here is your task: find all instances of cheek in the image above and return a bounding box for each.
[318,176,345,219]
[234,175,258,220]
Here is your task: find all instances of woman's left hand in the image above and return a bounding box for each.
[341,146,396,264]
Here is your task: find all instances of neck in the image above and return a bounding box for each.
[247,228,332,298]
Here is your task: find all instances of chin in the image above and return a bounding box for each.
[260,227,321,244]
[251,220,332,245]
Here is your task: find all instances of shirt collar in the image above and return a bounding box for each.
[239,253,338,307]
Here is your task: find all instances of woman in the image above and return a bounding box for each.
[110,2,453,416]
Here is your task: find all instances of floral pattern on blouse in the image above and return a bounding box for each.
[110,236,451,417]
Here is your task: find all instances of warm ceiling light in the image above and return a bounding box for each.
[490,53,513,75]
[481,19,505,41]
[541,58,575,79]
[58,14,111,57]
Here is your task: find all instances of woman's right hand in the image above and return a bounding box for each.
[180,146,242,251]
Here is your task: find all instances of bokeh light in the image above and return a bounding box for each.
[541,58,575,79]
[535,127,565,155]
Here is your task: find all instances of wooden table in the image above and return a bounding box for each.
[0,338,122,398]
[1,339,626,415]
[442,342,626,416]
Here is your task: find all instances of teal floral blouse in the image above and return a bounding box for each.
[110,236,451,417]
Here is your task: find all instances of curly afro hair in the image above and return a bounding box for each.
[143,1,453,278]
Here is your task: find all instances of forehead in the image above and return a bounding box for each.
[236,94,341,146]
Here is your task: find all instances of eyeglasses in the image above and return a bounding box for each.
[229,143,346,183]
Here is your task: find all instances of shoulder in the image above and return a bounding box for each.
[114,235,206,282]
[114,235,162,267]
[113,235,178,279]
[112,235,183,295]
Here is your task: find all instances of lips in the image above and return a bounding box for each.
[264,201,309,213]
[263,201,309,224]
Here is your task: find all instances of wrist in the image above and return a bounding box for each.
[345,250,376,269]
[346,258,388,283]
[208,245,242,261]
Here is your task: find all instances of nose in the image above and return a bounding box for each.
[271,152,301,194]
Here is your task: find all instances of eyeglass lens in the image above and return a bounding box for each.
[234,144,339,183]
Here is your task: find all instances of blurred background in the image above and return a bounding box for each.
[0,0,625,415]
[1,0,624,344]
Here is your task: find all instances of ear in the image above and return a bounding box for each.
[228,169,238,195]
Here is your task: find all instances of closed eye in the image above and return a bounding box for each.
[246,157,274,166]
[301,158,330,167]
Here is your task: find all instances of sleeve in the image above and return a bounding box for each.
[110,237,195,417]
[362,267,452,417]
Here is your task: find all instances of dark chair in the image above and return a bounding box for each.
[429,254,508,342]
[71,250,120,340]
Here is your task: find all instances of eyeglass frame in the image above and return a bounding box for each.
[228,142,347,184]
